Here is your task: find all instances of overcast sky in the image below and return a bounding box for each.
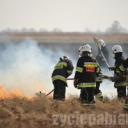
[0,0,128,32]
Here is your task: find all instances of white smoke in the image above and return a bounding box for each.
[100,69,117,98]
[0,39,117,98]
[0,39,61,96]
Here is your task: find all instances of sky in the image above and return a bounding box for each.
[0,0,128,32]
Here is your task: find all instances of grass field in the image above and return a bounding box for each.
[0,86,127,128]
[0,32,128,128]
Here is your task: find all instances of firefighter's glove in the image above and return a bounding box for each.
[74,79,78,88]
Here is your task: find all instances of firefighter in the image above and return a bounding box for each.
[121,58,128,110]
[74,44,99,105]
[52,56,74,101]
[79,44,103,101]
[109,45,127,99]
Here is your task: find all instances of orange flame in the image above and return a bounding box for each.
[0,86,22,99]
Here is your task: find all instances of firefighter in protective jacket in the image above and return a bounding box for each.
[109,45,127,99]
[52,56,73,101]
[121,58,128,110]
[79,44,103,101]
[74,44,99,104]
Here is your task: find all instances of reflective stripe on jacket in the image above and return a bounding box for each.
[54,62,67,70]
[52,60,74,80]
[52,75,67,83]
[74,55,99,84]
[78,82,96,88]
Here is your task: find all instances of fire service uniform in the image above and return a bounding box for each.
[110,45,127,99]
[74,44,99,104]
[52,56,73,101]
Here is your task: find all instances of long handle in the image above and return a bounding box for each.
[93,37,110,69]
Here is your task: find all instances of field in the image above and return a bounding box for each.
[0,32,128,128]
[0,86,128,128]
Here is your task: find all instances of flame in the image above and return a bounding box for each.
[0,86,23,99]
[0,82,46,100]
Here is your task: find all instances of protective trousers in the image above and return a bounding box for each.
[80,87,95,104]
[53,80,66,101]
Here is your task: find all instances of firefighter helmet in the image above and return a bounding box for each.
[60,56,71,63]
[99,39,106,47]
[112,45,123,54]
[79,44,92,55]
[62,56,70,61]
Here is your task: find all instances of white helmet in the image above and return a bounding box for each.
[112,45,123,54]
[99,39,106,47]
[79,44,92,56]
[60,56,69,61]
[60,56,72,63]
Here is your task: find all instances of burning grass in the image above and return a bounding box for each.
[0,86,23,99]
[0,87,127,128]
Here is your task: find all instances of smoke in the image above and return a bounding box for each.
[100,69,116,98]
[0,39,63,96]
[0,39,126,98]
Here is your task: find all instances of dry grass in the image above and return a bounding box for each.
[0,94,127,128]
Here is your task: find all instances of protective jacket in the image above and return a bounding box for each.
[52,60,73,84]
[74,55,99,88]
[113,56,127,87]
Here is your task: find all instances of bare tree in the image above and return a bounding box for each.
[106,20,127,33]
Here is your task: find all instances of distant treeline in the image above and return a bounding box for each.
[0,31,128,43]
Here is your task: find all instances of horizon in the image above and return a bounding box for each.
[0,20,127,33]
